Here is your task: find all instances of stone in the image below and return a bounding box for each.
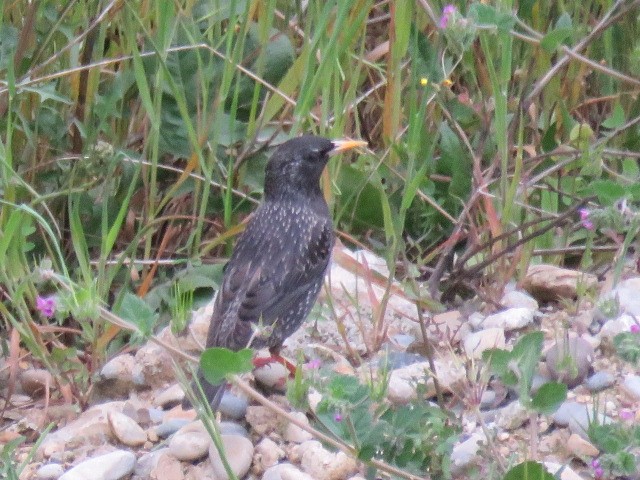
[463,328,506,359]
[59,450,136,480]
[566,433,599,457]
[254,437,285,471]
[601,277,640,316]
[385,357,465,404]
[298,440,358,480]
[36,463,64,479]
[246,406,282,436]
[621,374,640,401]
[479,308,534,331]
[450,432,486,474]
[107,411,147,447]
[20,368,53,397]
[262,463,315,480]
[496,401,529,431]
[283,412,313,443]
[169,421,211,462]
[133,448,170,480]
[208,435,254,480]
[585,371,615,392]
[522,264,598,301]
[218,391,249,420]
[545,336,594,388]
[598,313,637,341]
[501,290,539,311]
[253,361,288,392]
[155,384,185,408]
[544,462,584,480]
[154,419,190,439]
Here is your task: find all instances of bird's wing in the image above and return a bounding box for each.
[209,216,333,349]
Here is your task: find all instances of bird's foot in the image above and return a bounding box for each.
[252,354,297,377]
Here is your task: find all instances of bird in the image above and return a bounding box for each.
[187,135,367,410]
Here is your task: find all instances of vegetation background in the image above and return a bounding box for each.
[1,0,640,478]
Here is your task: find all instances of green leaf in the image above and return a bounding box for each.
[587,179,626,205]
[468,4,515,33]
[200,348,254,385]
[540,27,573,53]
[114,292,157,337]
[602,103,625,129]
[531,382,567,414]
[503,461,555,480]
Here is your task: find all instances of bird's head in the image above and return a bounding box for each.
[264,135,366,200]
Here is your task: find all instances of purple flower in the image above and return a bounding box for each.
[591,459,601,469]
[36,295,56,318]
[619,408,634,420]
[304,358,322,370]
[594,467,604,478]
[578,208,594,230]
[631,324,640,334]
[334,412,343,422]
[439,4,457,29]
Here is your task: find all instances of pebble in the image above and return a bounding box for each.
[149,452,183,480]
[219,421,249,438]
[98,354,144,396]
[133,448,170,479]
[501,290,539,311]
[154,384,185,408]
[450,432,486,474]
[107,411,147,447]
[253,361,288,391]
[463,328,506,359]
[283,412,314,443]
[246,406,282,436]
[218,391,249,419]
[154,418,190,438]
[20,368,54,397]
[522,264,598,301]
[598,313,636,340]
[59,450,136,480]
[479,308,534,331]
[621,374,640,401]
[298,440,358,480]
[600,277,640,316]
[566,433,599,457]
[378,350,424,370]
[545,336,594,388]
[169,421,211,461]
[544,461,584,480]
[254,437,285,471]
[36,463,64,479]
[585,371,615,392]
[495,401,529,431]
[209,435,254,480]
[262,463,315,480]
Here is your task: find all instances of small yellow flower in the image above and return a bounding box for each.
[442,78,453,88]
[420,77,429,86]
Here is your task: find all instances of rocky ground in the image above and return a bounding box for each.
[3,245,640,480]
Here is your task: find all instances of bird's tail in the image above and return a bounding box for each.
[182,368,226,412]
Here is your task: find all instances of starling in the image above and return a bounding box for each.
[188,135,366,409]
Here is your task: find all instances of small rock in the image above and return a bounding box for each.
[262,463,315,480]
[254,437,285,471]
[385,358,465,404]
[598,313,637,340]
[283,412,314,443]
[544,461,584,480]
[108,411,147,447]
[566,433,599,457]
[169,421,211,461]
[20,369,54,397]
[253,361,288,392]
[450,432,486,474]
[219,421,249,438]
[218,391,249,420]
[209,435,254,480]
[522,264,598,301]
[479,308,534,331]
[621,374,640,401]
[600,277,640,316]
[150,451,184,480]
[501,290,539,311]
[98,354,144,396]
[546,336,594,388]
[154,418,190,439]
[378,350,424,370]
[496,401,529,431]
[246,406,282,436]
[133,448,170,479]
[59,450,136,480]
[298,440,358,480]
[585,371,615,392]
[36,463,64,479]
[155,384,185,408]
[463,328,506,359]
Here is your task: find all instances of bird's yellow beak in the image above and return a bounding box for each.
[329,139,368,156]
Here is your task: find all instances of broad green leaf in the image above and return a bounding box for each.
[602,103,625,129]
[114,292,157,337]
[200,347,253,385]
[531,382,567,414]
[503,461,555,480]
[540,27,573,53]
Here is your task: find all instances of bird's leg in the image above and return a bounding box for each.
[252,346,297,377]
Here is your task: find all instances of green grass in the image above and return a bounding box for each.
[2,0,640,478]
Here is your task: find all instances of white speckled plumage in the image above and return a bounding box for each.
[191,136,343,409]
